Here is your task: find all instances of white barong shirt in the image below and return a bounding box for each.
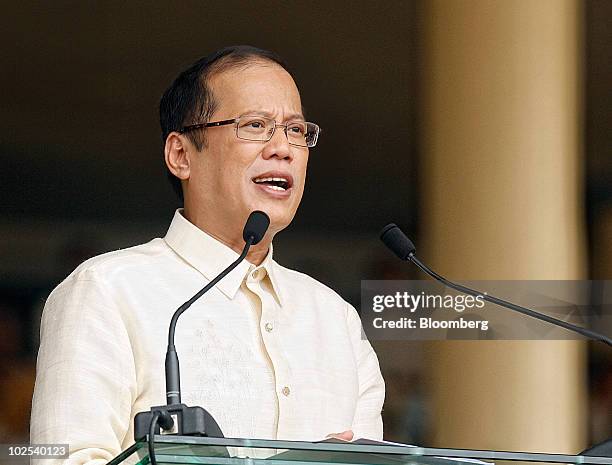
[30,210,385,464]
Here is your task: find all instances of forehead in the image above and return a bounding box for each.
[208,62,303,118]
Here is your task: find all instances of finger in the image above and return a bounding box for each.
[326,430,354,441]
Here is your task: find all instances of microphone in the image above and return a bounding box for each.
[379,223,612,347]
[380,223,416,260]
[134,211,270,443]
[165,210,270,406]
[243,211,270,245]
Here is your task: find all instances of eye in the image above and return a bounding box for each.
[239,118,267,130]
[287,123,306,135]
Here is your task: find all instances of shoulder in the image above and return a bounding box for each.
[273,261,343,297]
[72,238,168,275]
[49,238,171,296]
[39,240,172,342]
[272,261,353,314]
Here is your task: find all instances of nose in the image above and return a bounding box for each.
[261,124,293,161]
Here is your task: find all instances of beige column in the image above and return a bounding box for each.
[419,0,587,453]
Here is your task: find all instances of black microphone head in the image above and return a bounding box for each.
[243,211,270,245]
[380,223,416,260]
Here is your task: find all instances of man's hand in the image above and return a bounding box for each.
[326,430,354,441]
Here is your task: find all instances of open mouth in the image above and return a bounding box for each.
[252,175,293,192]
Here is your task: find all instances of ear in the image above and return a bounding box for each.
[164,132,191,181]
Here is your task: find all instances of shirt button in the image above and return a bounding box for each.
[281,386,291,397]
[251,268,266,281]
[265,322,274,332]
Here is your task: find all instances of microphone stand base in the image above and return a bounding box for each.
[134,404,225,441]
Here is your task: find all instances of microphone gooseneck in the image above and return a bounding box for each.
[165,238,252,405]
[134,211,270,442]
[166,211,270,405]
[379,223,612,347]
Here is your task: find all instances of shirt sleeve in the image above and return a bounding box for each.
[346,303,385,441]
[30,267,137,465]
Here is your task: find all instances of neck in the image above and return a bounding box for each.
[183,208,272,266]
[244,240,271,265]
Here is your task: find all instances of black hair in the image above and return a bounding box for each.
[159,45,295,201]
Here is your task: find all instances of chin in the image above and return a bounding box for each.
[255,207,294,234]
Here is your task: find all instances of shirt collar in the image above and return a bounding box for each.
[258,243,285,307]
[164,209,284,305]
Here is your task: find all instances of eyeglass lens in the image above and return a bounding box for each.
[236,116,318,147]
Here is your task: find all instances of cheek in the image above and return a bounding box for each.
[295,156,309,191]
[207,141,254,189]
[226,155,263,203]
[289,171,307,211]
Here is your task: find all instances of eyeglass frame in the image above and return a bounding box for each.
[178,115,321,148]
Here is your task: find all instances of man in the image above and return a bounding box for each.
[30,45,385,464]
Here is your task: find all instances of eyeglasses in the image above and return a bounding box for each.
[180,115,321,148]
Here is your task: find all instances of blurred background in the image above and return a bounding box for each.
[1,0,610,454]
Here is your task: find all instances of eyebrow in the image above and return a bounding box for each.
[240,110,305,121]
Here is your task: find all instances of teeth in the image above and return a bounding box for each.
[266,185,286,191]
[254,177,288,183]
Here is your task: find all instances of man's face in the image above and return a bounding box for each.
[183,62,308,237]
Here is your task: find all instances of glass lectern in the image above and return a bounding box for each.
[107,436,612,465]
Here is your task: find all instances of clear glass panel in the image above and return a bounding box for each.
[107,437,612,465]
